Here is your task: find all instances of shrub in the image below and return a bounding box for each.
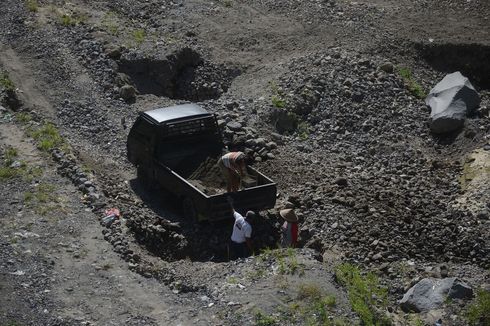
[0,72,15,91]
[271,95,285,108]
[467,289,490,325]
[0,147,20,180]
[297,121,310,140]
[294,283,337,325]
[335,263,391,326]
[16,113,32,123]
[56,9,87,27]
[255,311,278,326]
[26,0,38,12]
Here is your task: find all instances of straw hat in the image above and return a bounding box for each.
[279,209,298,223]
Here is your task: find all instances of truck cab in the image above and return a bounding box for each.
[127,103,223,178]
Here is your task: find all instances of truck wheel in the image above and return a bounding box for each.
[182,197,197,221]
[137,165,157,190]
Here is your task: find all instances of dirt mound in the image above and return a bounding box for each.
[187,156,226,195]
[118,48,240,101]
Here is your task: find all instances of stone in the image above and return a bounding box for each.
[334,177,348,186]
[425,72,480,134]
[399,278,473,312]
[372,253,383,260]
[105,46,122,59]
[119,85,136,101]
[378,62,394,73]
[270,108,297,133]
[226,121,242,131]
[352,92,364,102]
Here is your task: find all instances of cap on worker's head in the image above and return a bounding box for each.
[279,209,298,223]
[246,210,256,219]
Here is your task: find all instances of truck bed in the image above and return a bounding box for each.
[155,159,276,221]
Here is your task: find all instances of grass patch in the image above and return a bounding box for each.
[297,121,310,140]
[16,112,33,123]
[255,310,278,326]
[29,122,64,152]
[26,0,38,12]
[276,283,339,325]
[0,146,22,180]
[0,146,43,181]
[258,247,305,276]
[101,11,120,35]
[398,67,426,99]
[0,71,15,91]
[132,29,146,45]
[55,8,87,27]
[335,263,390,326]
[467,289,490,325]
[222,0,232,7]
[298,283,337,323]
[226,276,238,284]
[24,182,60,215]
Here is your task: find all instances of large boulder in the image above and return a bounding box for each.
[400,277,473,312]
[425,71,480,134]
[270,107,298,133]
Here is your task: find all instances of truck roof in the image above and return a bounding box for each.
[142,103,212,124]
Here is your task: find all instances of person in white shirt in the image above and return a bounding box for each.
[227,197,254,259]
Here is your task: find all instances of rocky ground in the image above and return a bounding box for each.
[1,0,489,325]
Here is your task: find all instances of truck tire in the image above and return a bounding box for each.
[182,197,197,221]
[137,165,157,190]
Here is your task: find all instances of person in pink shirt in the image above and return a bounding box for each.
[218,151,247,192]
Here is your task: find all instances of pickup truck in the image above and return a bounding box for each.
[127,103,277,222]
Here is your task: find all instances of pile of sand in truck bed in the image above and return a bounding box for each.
[187,157,227,195]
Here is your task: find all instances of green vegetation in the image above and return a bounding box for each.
[0,71,15,91]
[132,29,146,45]
[274,283,340,326]
[26,0,38,12]
[0,147,22,180]
[24,182,60,215]
[222,0,232,7]
[16,112,33,123]
[269,81,287,108]
[60,14,76,26]
[335,263,391,326]
[258,247,305,276]
[297,121,310,140]
[271,95,286,108]
[55,8,87,27]
[226,276,238,284]
[255,310,278,326]
[398,67,426,99]
[467,289,490,325]
[297,283,337,325]
[0,146,43,181]
[101,11,119,35]
[29,122,64,152]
